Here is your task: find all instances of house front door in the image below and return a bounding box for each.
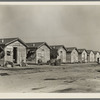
[13,47,17,63]
[41,49,45,63]
[60,51,63,63]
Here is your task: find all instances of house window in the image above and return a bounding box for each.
[42,49,44,51]
[7,51,11,56]
[60,51,62,53]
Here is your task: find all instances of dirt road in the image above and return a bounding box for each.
[0,63,100,93]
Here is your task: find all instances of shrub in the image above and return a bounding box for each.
[4,61,14,67]
[38,59,43,65]
[55,59,61,66]
[47,59,61,66]
[21,60,27,67]
[50,48,58,59]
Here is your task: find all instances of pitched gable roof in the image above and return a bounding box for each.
[26,42,51,49]
[78,49,87,54]
[66,47,78,53]
[0,37,27,47]
[50,45,66,51]
[87,50,94,54]
[0,38,16,44]
[93,51,99,55]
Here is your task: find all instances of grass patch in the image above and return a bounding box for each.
[64,80,76,83]
[31,87,45,90]
[53,88,75,93]
[0,73,9,76]
[44,77,66,81]
[44,78,57,80]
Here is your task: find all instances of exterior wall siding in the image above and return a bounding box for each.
[81,50,87,63]
[66,49,78,63]
[78,54,82,63]
[94,53,100,62]
[90,52,94,62]
[87,55,90,63]
[36,45,50,64]
[66,53,71,63]
[0,57,4,66]
[71,49,78,63]
[4,41,26,65]
[4,46,13,63]
[88,51,95,63]
[78,50,87,63]
[57,47,66,63]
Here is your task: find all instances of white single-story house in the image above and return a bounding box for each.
[50,45,67,63]
[87,50,95,63]
[94,51,100,62]
[26,42,50,64]
[0,38,27,66]
[78,49,88,63]
[66,47,78,63]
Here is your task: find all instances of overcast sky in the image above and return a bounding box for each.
[0,5,100,51]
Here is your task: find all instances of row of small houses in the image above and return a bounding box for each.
[0,37,99,66]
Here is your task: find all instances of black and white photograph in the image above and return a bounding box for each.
[1,2,100,95]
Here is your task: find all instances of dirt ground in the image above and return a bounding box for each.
[1,63,100,93]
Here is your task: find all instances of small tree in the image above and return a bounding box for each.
[50,48,58,59]
[26,49,36,61]
[50,48,62,66]
[49,48,61,66]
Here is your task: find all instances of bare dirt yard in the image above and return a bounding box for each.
[1,63,100,93]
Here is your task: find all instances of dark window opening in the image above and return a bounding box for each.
[13,47,17,63]
[7,51,11,56]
